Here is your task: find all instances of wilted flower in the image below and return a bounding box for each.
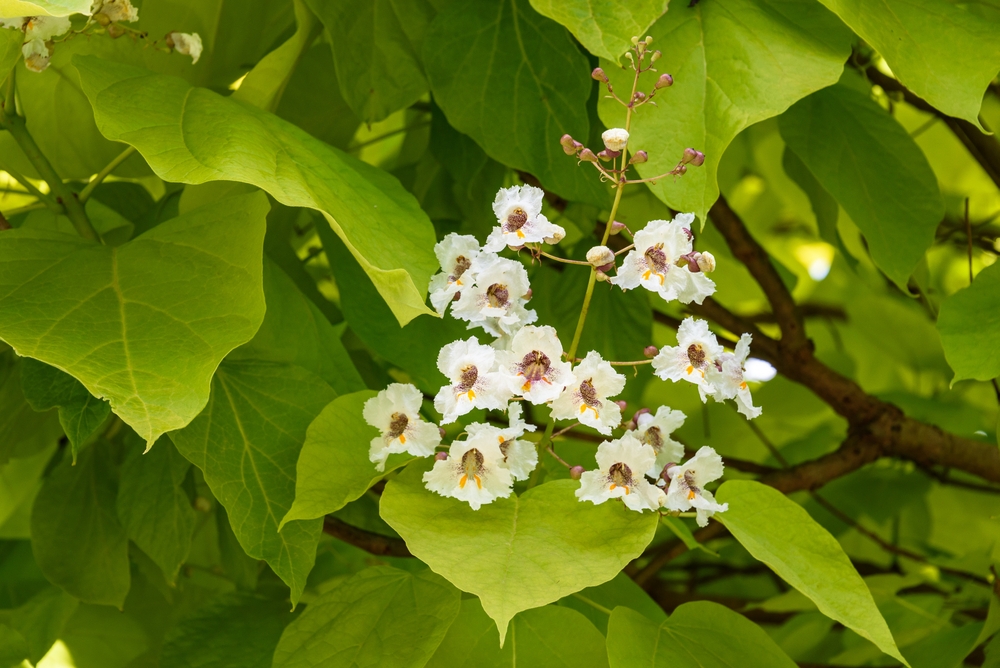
[168,31,202,64]
[602,128,629,152]
[363,383,441,471]
[94,0,139,22]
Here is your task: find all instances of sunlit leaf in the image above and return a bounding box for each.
[528,0,669,62]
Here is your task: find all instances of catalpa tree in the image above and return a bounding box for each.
[0,0,998,666]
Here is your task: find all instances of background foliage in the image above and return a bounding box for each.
[0,0,999,666]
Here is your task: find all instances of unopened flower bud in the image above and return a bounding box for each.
[659,464,675,482]
[524,288,533,300]
[560,134,579,155]
[644,36,653,44]
[598,262,615,273]
[650,50,661,63]
[615,400,628,412]
[610,221,626,235]
[578,148,598,163]
[678,251,701,272]
[107,23,125,38]
[655,73,674,89]
[587,246,615,267]
[697,251,716,273]
[570,465,585,480]
[95,12,112,26]
[674,164,687,176]
[682,147,705,166]
[596,149,621,162]
[591,67,609,83]
[644,345,659,358]
[602,128,629,152]
[630,35,640,45]
[633,91,646,102]
[435,451,448,461]
[630,150,648,164]
[438,427,447,439]
[595,269,610,282]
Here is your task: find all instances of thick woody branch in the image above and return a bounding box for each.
[322,516,412,557]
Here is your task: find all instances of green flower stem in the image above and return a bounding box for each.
[79,145,137,203]
[1,164,60,212]
[4,115,101,243]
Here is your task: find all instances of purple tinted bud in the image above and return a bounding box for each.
[597,149,621,162]
[578,148,598,163]
[560,134,578,155]
[572,140,584,151]
[630,150,648,164]
[525,289,533,300]
[632,407,651,425]
[438,427,447,438]
[592,67,609,83]
[679,251,702,272]
[683,147,705,166]
[655,73,674,89]
[643,345,659,358]
[633,91,647,102]
[435,451,448,461]
[570,465,586,480]
[598,261,615,273]
[674,164,687,176]
[615,400,628,411]
[682,227,693,241]
[659,464,675,481]
[610,221,626,235]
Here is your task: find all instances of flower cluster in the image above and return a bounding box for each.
[1,1,201,73]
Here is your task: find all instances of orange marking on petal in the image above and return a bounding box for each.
[609,483,617,491]
[455,279,463,286]
[686,365,694,375]
[687,490,696,500]
[399,434,406,444]
[740,381,748,390]
[579,404,587,414]
[642,270,651,280]
[522,381,532,392]
[474,475,483,490]
[498,436,505,443]
[516,230,525,239]
[624,486,630,495]
[467,390,476,400]
[459,474,468,489]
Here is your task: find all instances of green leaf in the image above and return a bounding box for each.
[606,601,798,667]
[275,43,360,150]
[160,593,293,668]
[937,262,1000,383]
[660,514,718,556]
[74,55,438,326]
[3,586,78,664]
[29,444,131,607]
[0,24,20,77]
[715,480,908,666]
[0,352,63,465]
[380,460,658,642]
[427,598,609,667]
[0,192,268,447]
[53,602,149,668]
[21,198,135,246]
[598,0,851,221]
[282,391,415,529]
[116,437,196,583]
[19,358,111,462]
[528,0,668,61]
[557,572,666,634]
[0,444,54,532]
[272,566,461,668]
[781,146,854,265]
[779,84,943,288]
[815,0,1000,129]
[305,0,434,124]
[0,0,91,16]
[424,0,607,207]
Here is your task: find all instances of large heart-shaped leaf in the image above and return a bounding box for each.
[814,0,1000,129]
[937,262,1000,383]
[716,481,908,666]
[779,84,943,289]
[380,460,658,642]
[0,192,268,446]
[73,55,438,325]
[0,0,90,17]
[598,0,850,221]
[529,0,669,62]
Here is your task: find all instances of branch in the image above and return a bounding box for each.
[322,516,412,558]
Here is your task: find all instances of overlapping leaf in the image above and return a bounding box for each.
[529,0,668,62]
[598,0,851,221]
[937,262,1000,382]
[74,55,439,325]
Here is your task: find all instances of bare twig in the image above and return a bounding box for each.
[322,516,411,557]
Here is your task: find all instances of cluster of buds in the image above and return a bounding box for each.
[592,35,671,111]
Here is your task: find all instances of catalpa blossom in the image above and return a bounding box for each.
[611,214,715,304]
[6,16,72,72]
[453,254,536,338]
[652,317,724,401]
[550,351,626,435]
[635,406,686,478]
[576,434,663,512]
[466,402,538,480]
[498,325,574,404]
[168,31,202,64]
[484,185,565,252]
[433,336,511,424]
[706,334,762,419]
[424,429,512,510]
[94,0,139,22]
[363,383,441,471]
[664,446,728,526]
[428,233,480,315]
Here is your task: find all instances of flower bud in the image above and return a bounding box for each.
[644,345,659,358]
[596,149,620,162]
[435,451,448,461]
[570,465,585,480]
[587,246,615,267]
[610,221,626,235]
[595,269,610,282]
[644,36,653,44]
[95,12,112,26]
[630,150,648,164]
[674,164,687,176]
[682,147,705,166]
[658,464,675,482]
[678,251,701,272]
[632,408,651,424]
[633,91,646,103]
[655,73,674,89]
[107,23,125,38]
[438,427,447,439]
[591,67,609,83]
[650,50,661,63]
[630,35,640,45]
[697,251,716,273]
[578,148,598,163]
[524,288,533,300]
[615,400,628,412]
[598,262,615,273]
[560,134,579,155]
[601,128,629,152]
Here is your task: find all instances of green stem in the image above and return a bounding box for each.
[2,69,14,117]
[570,592,613,615]
[2,165,59,210]
[79,145,136,203]
[4,115,100,242]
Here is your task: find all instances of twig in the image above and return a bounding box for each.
[79,145,137,203]
[322,516,411,557]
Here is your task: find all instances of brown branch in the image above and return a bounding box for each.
[322,516,412,557]
[744,303,847,324]
[0,211,10,230]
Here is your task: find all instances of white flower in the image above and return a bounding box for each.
[498,325,574,404]
[652,317,725,401]
[576,434,663,512]
[1,18,26,30]
[428,233,480,315]
[706,333,762,419]
[21,39,50,73]
[484,185,566,252]
[586,245,614,267]
[433,336,512,424]
[466,403,538,481]
[550,351,626,435]
[169,32,202,64]
[635,407,686,477]
[452,254,536,337]
[24,16,71,42]
[95,0,139,22]
[423,432,512,509]
[664,446,728,526]
[610,214,716,304]
[363,383,441,471]
[602,128,629,152]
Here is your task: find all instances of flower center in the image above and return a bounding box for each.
[519,350,551,384]
[459,448,485,490]
[687,343,706,368]
[644,243,669,274]
[578,378,602,418]
[456,365,478,394]
[387,412,408,442]
[486,283,510,308]
[682,469,700,500]
[504,207,528,232]
[642,426,663,453]
[449,255,471,283]
[608,461,633,494]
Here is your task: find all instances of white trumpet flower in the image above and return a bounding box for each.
[550,351,626,435]
[652,318,724,401]
[433,337,512,424]
[706,333,762,419]
[363,383,441,471]
[484,185,566,251]
[576,434,663,512]
[423,431,512,510]
[664,446,728,526]
[498,325,574,404]
[428,233,481,315]
[466,403,538,481]
[452,254,536,337]
[635,407,686,478]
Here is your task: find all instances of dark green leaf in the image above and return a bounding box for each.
[937,262,1000,382]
